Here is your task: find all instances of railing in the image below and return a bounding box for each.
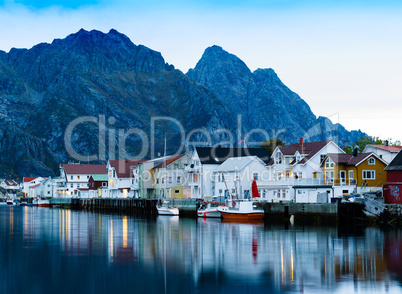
[260,178,326,187]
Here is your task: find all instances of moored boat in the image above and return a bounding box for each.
[6,198,16,205]
[197,202,223,218]
[33,198,50,207]
[157,200,179,216]
[217,201,264,221]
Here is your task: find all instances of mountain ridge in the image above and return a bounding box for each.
[0,28,365,178]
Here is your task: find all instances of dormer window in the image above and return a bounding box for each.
[368,158,375,165]
[325,158,335,169]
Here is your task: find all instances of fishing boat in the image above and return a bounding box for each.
[6,198,16,205]
[33,198,50,207]
[157,201,179,216]
[197,202,223,218]
[217,178,264,221]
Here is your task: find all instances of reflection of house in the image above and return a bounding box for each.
[107,159,145,198]
[213,156,268,199]
[59,163,107,197]
[153,154,190,199]
[363,144,402,164]
[187,147,270,199]
[322,152,387,193]
[384,150,402,204]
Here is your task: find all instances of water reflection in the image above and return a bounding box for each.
[0,206,401,293]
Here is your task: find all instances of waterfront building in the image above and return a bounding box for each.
[106,159,144,198]
[138,156,169,199]
[87,174,108,198]
[363,143,402,164]
[322,152,387,194]
[152,154,190,199]
[212,156,268,200]
[58,163,107,197]
[0,179,21,197]
[186,147,270,199]
[384,150,402,204]
[22,177,45,196]
[29,177,54,198]
[261,139,345,203]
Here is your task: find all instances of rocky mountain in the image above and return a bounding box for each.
[187,45,365,144]
[0,29,364,178]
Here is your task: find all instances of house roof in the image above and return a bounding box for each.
[276,140,333,165]
[61,164,107,175]
[195,147,271,165]
[90,174,108,181]
[109,159,145,178]
[153,155,185,169]
[385,150,402,171]
[23,177,42,183]
[215,156,264,172]
[3,179,19,186]
[326,152,386,166]
[366,144,402,152]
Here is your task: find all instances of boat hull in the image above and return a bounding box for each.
[218,210,264,221]
[197,209,221,218]
[157,207,179,216]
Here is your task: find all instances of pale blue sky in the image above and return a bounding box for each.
[0,0,401,141]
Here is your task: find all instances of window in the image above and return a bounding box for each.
[87,175,90,179]
[325,158,334,169]
[47,191,50,195]
[71,183,73,188]
[363,170,375,180]
[71,175,73,180]
[320,154,326,163]
[174,164,179,169]
[253,173,259,181]
[113,170,116,178]
[77,183,80,188]
[325,171,334,183]
[102,182,107,187]
[156,178,159,184]
[219,189,223,195]
[169,177,172,184]
[193,174,198,183]
[177,176,181,184]
[368,158,375,165]
[77,176,80,180]
[174,190,180,194]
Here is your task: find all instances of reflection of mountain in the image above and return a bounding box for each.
[1,207,400,293]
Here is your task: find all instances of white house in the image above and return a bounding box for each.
[363,144,402,164]
[29,177,54,198]
[58,163,107,197]
[186,147,271,199]
[261,139,346,203]
[212,156,269,200]
[107,159,145,198]
[153,154,190,199]
[0,179,21,197]
[138,156,170,199]
[22,177,45,196]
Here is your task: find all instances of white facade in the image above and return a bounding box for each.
[30,178,54,198]
[186,151,219,199]
[22,177,45,195]
[363,145,402,164]
[212,156,269,200]
[106,160,143,198]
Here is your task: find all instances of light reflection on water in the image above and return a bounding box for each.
[1,206,402,294]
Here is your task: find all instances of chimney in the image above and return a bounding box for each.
[385,140,389,146]
[353,148,358,157]
[344,141,349,148]
[299,138,304,146]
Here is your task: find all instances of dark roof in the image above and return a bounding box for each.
[153,155,184,169]
[385,150,402,171]
[326,153,380,166]
[109,159,145,178]
[278,140,332,164]
[3,179,19,186]
[61,164,107,175]
[195,147,271,164]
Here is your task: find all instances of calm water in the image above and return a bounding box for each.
[1,206,402,294]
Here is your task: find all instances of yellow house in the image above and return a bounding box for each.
[322,152,387,189]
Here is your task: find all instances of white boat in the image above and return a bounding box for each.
[197,202,222,218]
[33,198,50,207]
[217,200,265,221]
[157,205,179,216]
[6,198,17,206]
[157,200,179,216]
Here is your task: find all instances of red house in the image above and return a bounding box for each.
[384,150,402,204]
